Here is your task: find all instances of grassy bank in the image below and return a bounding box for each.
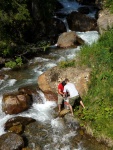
[74,28,113,147]
[59,28,113,147]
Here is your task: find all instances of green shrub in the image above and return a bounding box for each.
[5,57,23,68]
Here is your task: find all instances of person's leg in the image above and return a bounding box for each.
[58,104,61,113]
[58,94,63,113]
[68,97,74,116]
[80,100,85,109]
[69,104,74,116]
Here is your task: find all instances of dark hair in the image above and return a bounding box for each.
[65,78,69,82]
[62,81,66,86]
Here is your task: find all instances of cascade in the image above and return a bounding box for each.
[0,0,110,150]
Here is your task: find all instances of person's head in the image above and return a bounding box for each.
[65,78,69,83]
[62,80,66,86]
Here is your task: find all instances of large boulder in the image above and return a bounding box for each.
[0,132,24,150]
[2,93,32,114]
[57,31,84,48]
[38,73,57,101]
[67,11,97,32]
[97,9,113,34]
[38,66,91,99]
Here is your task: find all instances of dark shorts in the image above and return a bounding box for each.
[69,95,79,106]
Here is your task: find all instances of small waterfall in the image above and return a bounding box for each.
[54,16,71,32]
[32,90,46,104]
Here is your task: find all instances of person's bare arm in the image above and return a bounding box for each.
[58,89,63,96]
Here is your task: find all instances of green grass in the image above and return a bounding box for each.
[105,0,113,13]
[74,28,113,142]
[59,27,113,143]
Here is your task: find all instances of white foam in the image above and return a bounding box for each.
[57,0,81,14]
[1,67,11,71]
[8,79,17,86]
[76,31,99,45]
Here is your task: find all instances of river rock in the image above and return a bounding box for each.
[18,86,37,96]
[0,132,24,150]
[59,109,70,117]
[2,93,32,114]
[64,113,80,128]
[38,66,91,98]
[78,6,90,14]
[5,116,36,133]
[57,31,84,48]
[23,121,50,149]
[67,11,97,32]
[38,73,57,101]
[97,9,113,34]
[0,73,5,80]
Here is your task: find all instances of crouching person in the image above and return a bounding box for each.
[63,78,85,116]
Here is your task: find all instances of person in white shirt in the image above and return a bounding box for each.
[63,78,85,116]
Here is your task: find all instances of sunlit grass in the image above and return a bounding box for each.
[76,28,113,141]
[60,27,113,142]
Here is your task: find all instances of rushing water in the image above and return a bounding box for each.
[0,0,110,149]
[0,31,108,150]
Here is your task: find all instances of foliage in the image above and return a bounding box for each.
[59,60,75,68]
[0,0,56,67]
[38,41,50,51]
[0,0,31,43]
[104,0,113,13]
[5,57,23,68]
[73,27,113,140]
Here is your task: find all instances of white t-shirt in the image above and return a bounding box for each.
[63,82,79,98]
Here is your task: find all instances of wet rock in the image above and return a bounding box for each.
[0,132,24,150]
[23,122,51,149]
[5,116,36,133]
[57,31,84,48]
[18,86,37,96]
[24,147,43,150]
[38,73,57,101]
[0,73,5,80]
[64,113,80,130]
[8,123,23,134]
[76,0,95,5]
[51,18,67,34]
[59,109,70,117]
[78,6,90,14]
[67,11,97,32]
[2,92,32,114]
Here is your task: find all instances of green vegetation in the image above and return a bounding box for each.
[73,28,113,141]
[5,57,23,68]
[105,0,113,13]
[59,59,76,68]
[59,27,113,143]
[0,0,56,68]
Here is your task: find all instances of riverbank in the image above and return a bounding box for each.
[37,27,113,149]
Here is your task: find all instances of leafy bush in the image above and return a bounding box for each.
[5,57,23,68]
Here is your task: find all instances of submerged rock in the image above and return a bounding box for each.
[0,132,24,150]
[5,116,36,134]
